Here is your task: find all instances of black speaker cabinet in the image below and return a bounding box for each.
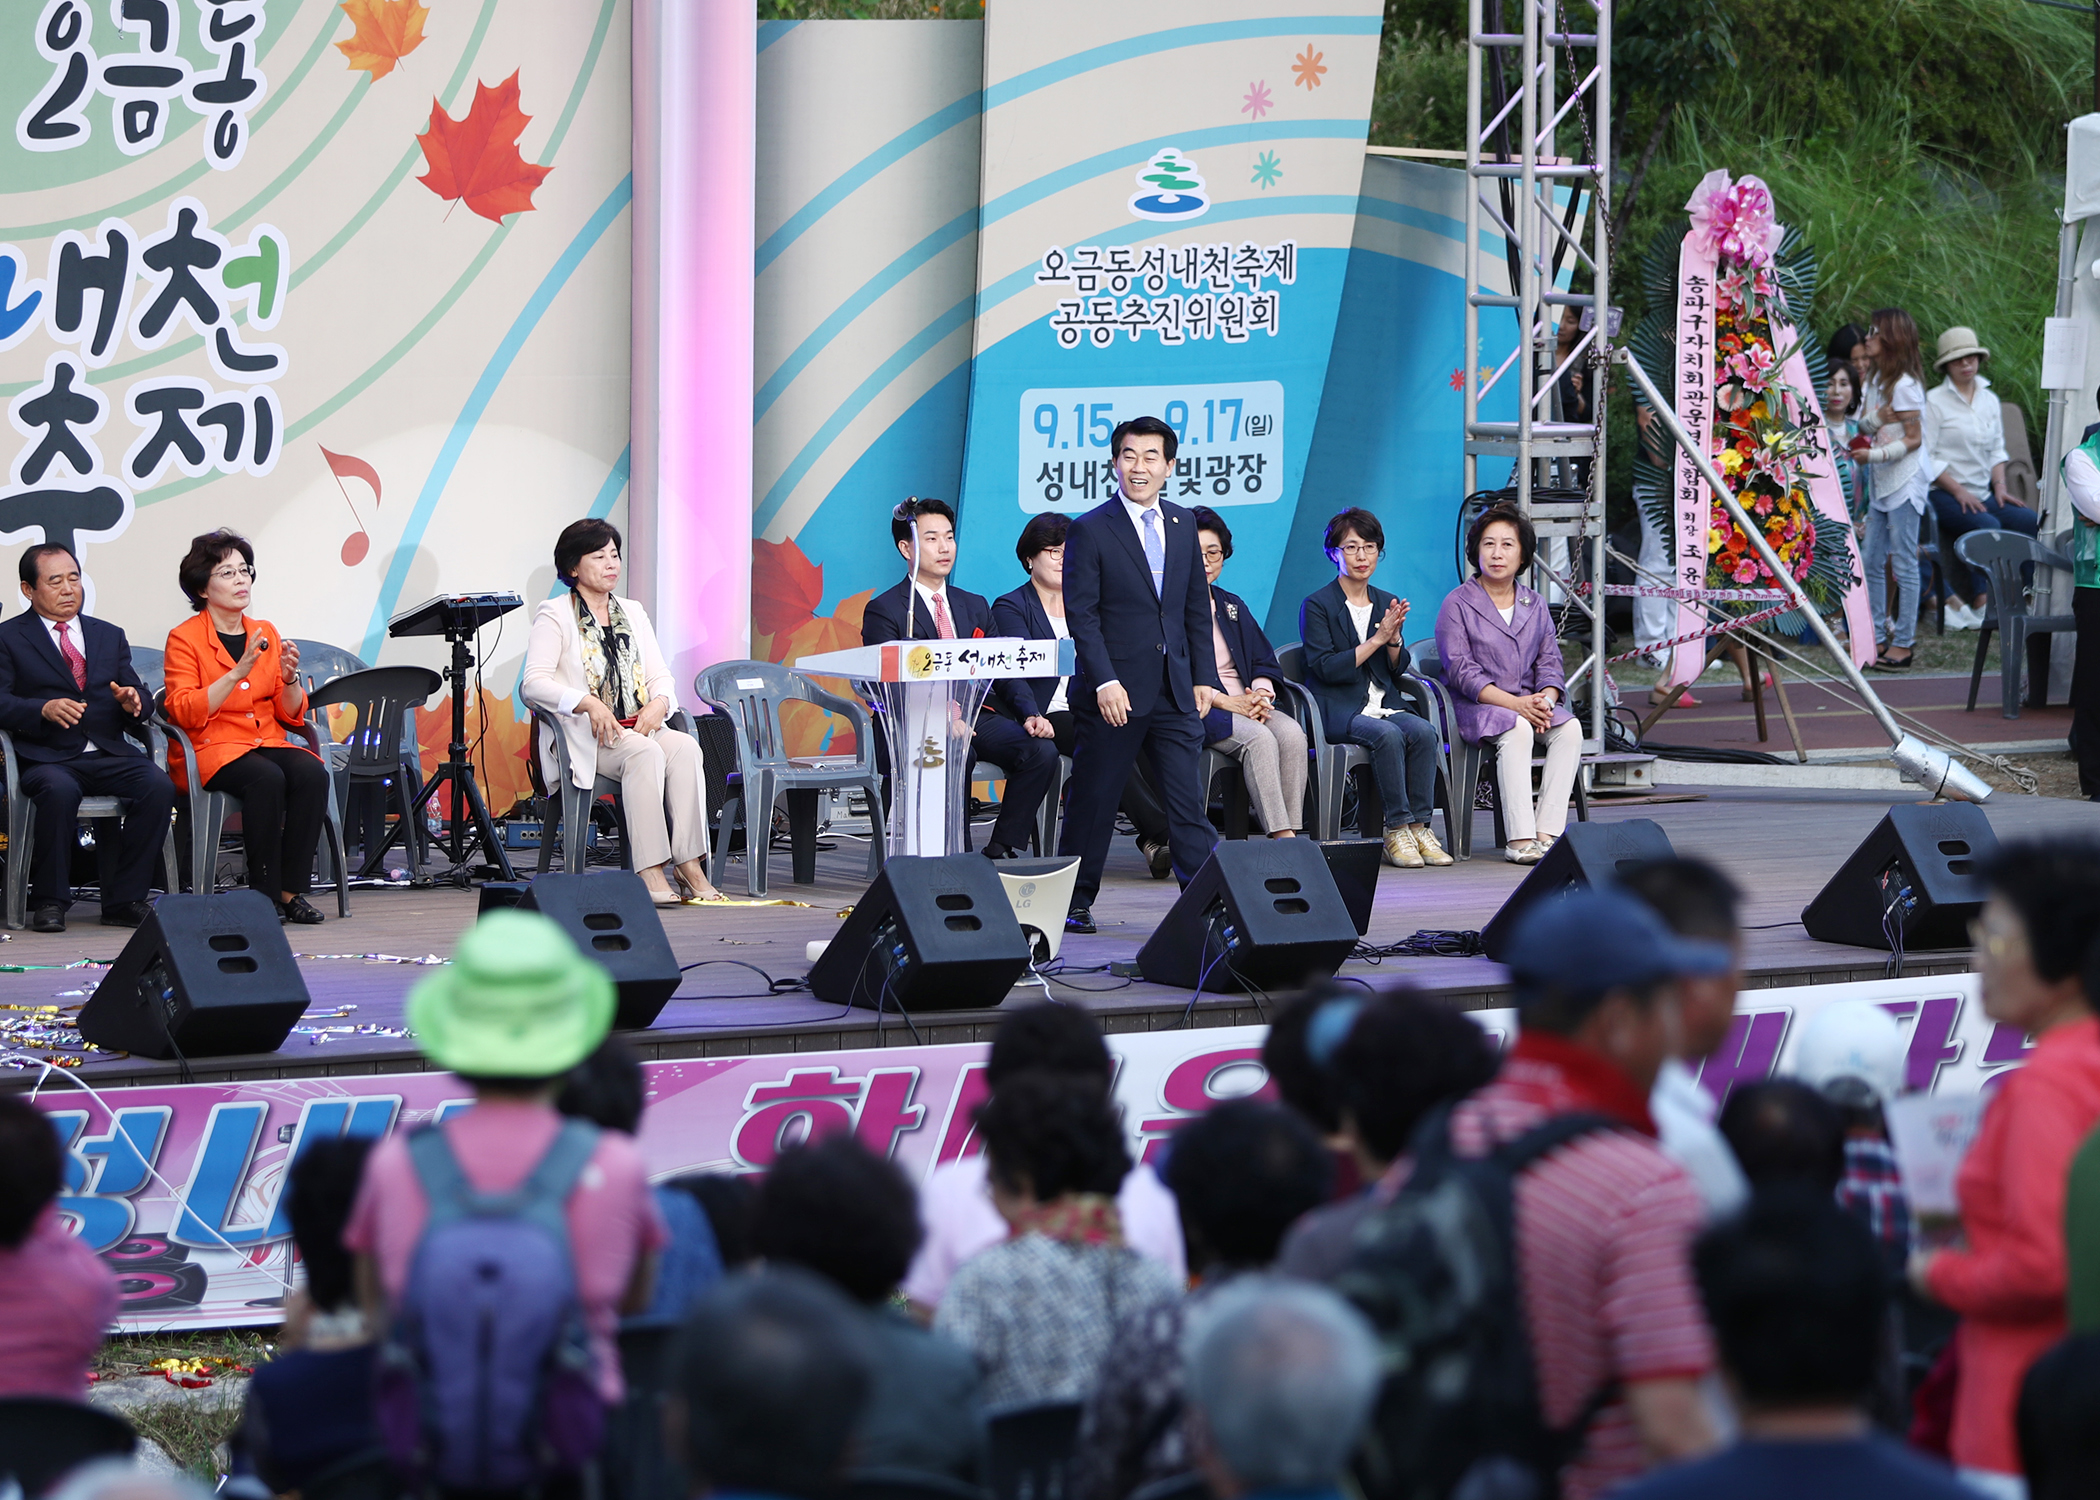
[1317,840,1383,937]
[494,872,682,1029]
[80,892,311,1058]
[808,855,1032,1012]
[1480,818,1677,962]
[1137,839,1360,993]
[1801,803,1997,951]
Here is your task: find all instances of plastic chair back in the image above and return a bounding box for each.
[1954,529,2073,624]
[307,666,441,780]
[602,1323,684,1500]
[129,645,165,699]
[695,660,874,776]
[1126,1476,1209,1500]
[289,639,370,693]
[0,1397,135,1496]
[985,1401,1083,1500]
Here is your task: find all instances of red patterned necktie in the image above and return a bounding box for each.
[58,622,85,690]
[932,591,956,639]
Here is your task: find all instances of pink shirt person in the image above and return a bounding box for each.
[345,1098,666,1402]
[0,1207,117,1398]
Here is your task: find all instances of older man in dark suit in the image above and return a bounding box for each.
[1057,416,1220,932]
[0,545,175,931]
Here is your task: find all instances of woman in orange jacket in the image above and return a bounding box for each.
[163,530,331,924]
[1913,838,2100,1495]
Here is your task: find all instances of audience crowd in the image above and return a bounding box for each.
[11,839,2100,1500]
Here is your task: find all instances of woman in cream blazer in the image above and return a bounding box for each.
[520,519,717,904]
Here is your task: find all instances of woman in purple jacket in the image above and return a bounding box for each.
[1433,503,1579,864]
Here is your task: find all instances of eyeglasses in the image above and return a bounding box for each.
[1967,915,2025,962]
[210,564,256,583]
[1032,547,1064,563]
[1199,546,1226,562]
[1336,542,1379,557]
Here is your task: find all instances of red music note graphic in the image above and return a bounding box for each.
[320,445,383,564]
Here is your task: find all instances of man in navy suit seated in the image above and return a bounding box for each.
[0,545,175,932]
[1057,416,1220,932]
[860,498,1060,860]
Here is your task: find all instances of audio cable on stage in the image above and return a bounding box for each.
[1353,930,1486,961]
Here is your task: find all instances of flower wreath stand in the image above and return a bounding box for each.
[1627,171,1874,757]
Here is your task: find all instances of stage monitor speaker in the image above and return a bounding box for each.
[1317,840,1383,937]
[994,856,1082,964]
[1137,839,1360,993]
[80,892,311,1059]
[494,872,682,1030]
[1801,802,1997,951]
[1479,818,1678,962]
[809,855,1032,1012]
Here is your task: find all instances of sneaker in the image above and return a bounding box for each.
[1412,824,1454,866]
[1950,602,1983,631]
[1382,827,1425,869]
[1504,838,1545,865]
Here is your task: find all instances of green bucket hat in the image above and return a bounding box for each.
[407,910,616,1078]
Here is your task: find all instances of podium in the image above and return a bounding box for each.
[796,637,1074,857]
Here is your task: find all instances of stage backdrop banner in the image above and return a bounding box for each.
[951,0,1384,626]
[747,19,986,757]
[3,0,637,820]
[32,972,2013,1332]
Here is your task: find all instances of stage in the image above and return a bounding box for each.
[10,783,2097,1091]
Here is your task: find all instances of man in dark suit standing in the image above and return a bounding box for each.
[860,498,1060,858]
[1058,416,1219,932]
[0,545,175,932]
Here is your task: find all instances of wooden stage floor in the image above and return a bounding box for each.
[15,783,2099,1090]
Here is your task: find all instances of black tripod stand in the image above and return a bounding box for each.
[368,627,516,884]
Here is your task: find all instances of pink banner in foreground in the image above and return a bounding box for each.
[30,975,2027,1330]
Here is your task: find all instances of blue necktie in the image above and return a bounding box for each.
[1141,507,1164,596]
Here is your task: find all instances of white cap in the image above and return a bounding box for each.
[1790,1001,1907,1106]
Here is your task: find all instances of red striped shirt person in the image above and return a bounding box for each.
[1450,887,1733,1498]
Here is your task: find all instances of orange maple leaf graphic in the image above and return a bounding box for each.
[416,72,553,224]
[1291,44,1328,90]
[336,0,429,81]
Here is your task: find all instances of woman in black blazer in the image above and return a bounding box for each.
[1297,508,1451,869]
[991,513,1174,872]
[1191,508,1306,835]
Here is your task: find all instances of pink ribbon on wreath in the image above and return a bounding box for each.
[1668,227,1722,690]
[1770,308,1877,668]
[1686,169,1784,269]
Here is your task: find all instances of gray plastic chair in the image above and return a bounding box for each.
[1956,531,2077,720]
[155,690,352,916]
[288,639,370,690]
[307,666,441,878]
[528,704,704,876]
[0,721,180,929]
[695,662,885,896]
[1275,642,1445,844]
[129,645,164,699]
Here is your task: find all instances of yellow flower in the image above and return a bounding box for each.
[1719,449,1744,475]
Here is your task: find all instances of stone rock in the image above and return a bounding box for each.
[131,1438,185,1477]
[88,1373,249,1417]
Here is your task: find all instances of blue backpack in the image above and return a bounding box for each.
[375,1119,607,1489]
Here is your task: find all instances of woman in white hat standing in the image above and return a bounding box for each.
[1925,326,2041,630]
